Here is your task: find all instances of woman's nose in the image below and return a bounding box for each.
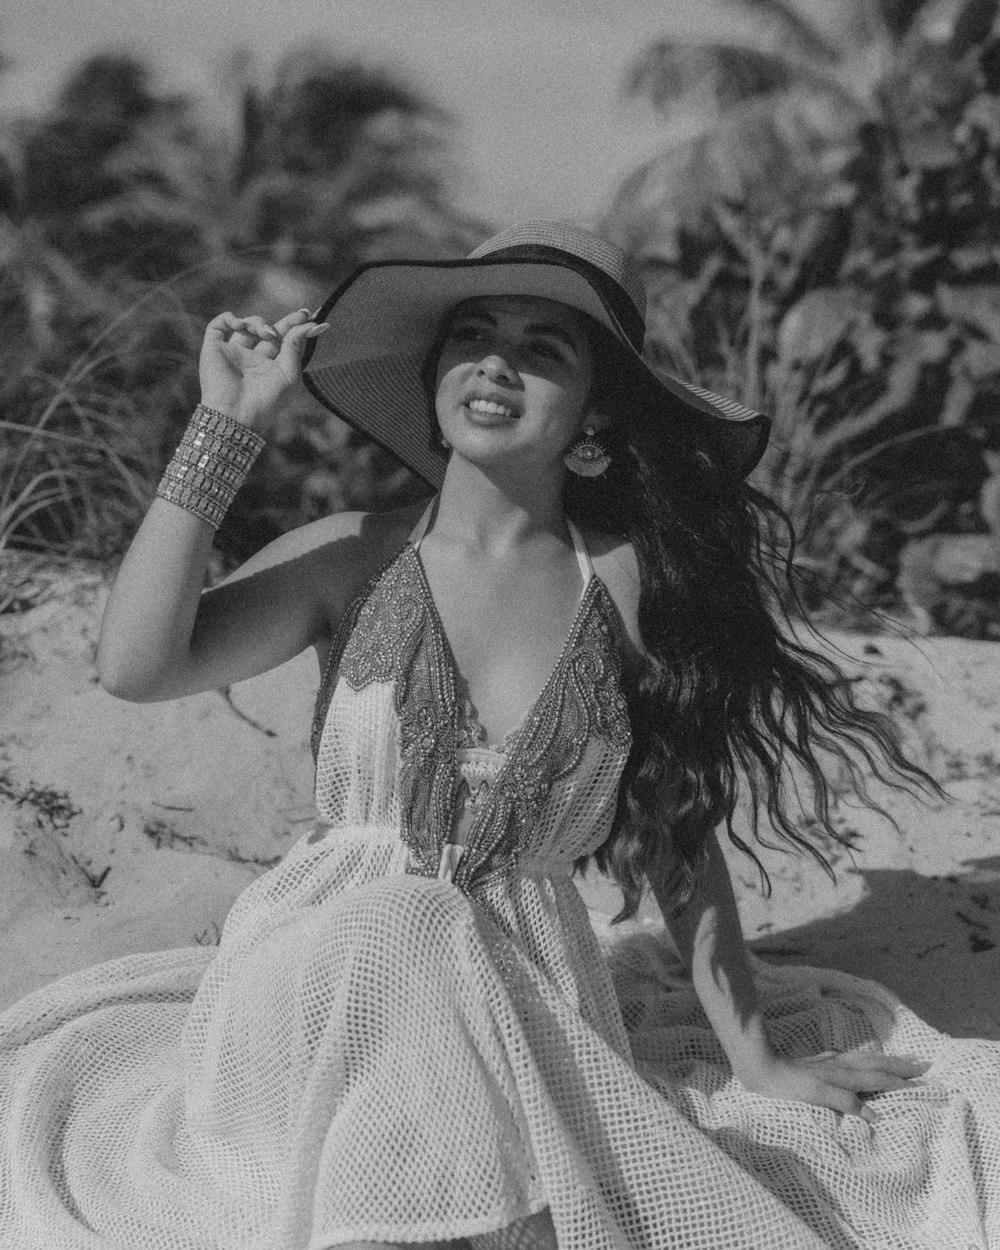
[477,353,518,383]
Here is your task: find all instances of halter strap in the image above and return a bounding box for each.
[408,498,437,550]
[566,518,593,591]
[409,499,593,595]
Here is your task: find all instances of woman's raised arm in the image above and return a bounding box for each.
[96,307,336,702]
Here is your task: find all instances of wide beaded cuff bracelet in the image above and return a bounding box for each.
[156,405,266,530]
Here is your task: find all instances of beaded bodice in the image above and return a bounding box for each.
[310,512,632,894]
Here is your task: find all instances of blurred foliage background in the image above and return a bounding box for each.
[3,0,1000,637]
[0,46,486,580]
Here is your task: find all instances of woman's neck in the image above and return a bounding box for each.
[433,455,570,556]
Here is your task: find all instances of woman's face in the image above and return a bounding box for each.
[433,294,597,479]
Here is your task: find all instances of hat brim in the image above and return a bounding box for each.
[302,257,770,488]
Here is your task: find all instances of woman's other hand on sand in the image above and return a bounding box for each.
[198,307,329,429]
[735,1050,931,1124]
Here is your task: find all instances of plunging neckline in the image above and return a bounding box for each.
[308,521,631,885]
[407,541,605,867]
[406,539,599,758]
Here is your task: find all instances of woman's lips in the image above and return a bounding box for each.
[467,398,518,419]
[463,399,519,426]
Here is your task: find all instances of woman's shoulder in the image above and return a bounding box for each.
[228,500,430,633]
[233,500,426,575]
[578,527,643,656]
[304,500,428,557]
[302,499,430,595]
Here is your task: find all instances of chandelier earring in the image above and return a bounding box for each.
[564,425,611,478]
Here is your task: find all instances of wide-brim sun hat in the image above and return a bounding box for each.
[301,220,770,487]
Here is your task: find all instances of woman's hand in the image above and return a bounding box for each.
[736,1050,931,1124]
[198,307,329,429]
[650,831,932,1126]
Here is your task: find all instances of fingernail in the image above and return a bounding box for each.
[306,323,330,337]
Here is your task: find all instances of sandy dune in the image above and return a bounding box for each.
[1,566,998,1037]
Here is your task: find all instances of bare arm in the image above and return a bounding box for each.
[649,832,774,1079]
[97,306,339,701]
[97,508,366,701]
[648,830,929,1123]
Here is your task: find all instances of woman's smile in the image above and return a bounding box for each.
[464,397,519,426]
[466,398,518,420]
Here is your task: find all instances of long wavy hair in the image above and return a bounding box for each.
[422,306,942,921]
[563,327,944,921]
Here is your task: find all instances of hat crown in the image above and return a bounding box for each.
[468,220,647,324]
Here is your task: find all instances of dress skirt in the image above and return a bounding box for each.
[1,826,998,1250]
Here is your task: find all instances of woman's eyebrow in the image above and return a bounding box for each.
[525,321,582,356]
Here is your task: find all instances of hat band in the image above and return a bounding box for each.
[473,244,647,353]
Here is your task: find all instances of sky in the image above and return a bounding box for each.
[0,0,734,226]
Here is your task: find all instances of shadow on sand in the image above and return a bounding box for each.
[749,856,1000,1040]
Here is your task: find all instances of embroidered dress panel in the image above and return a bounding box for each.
[311,519,632,894]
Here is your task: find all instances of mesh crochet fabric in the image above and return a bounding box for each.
[2,524,1000,1249]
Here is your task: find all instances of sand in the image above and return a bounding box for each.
[1,564,998,1037]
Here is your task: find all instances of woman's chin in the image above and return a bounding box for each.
[446,409,521,443]
[444,426,520,465]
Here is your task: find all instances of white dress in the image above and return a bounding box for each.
[1,509,999,1249]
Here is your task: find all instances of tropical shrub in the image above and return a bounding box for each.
[603,0,1000,634]
[0,47,485,570]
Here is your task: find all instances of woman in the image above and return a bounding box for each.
[1,221,997,1249]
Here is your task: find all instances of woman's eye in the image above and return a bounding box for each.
[528,340,562,360]
[446,324,485,343]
